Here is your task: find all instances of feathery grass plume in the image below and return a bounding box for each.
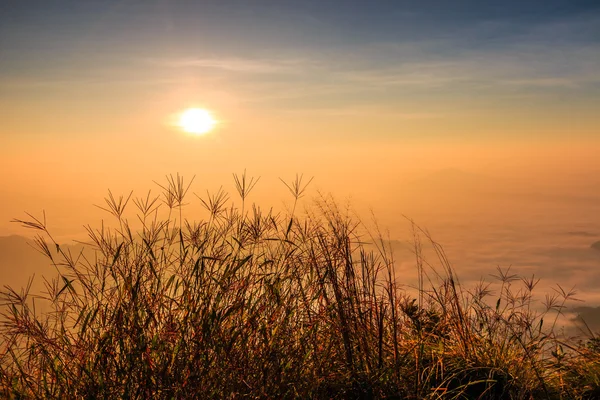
[1,174,598,399]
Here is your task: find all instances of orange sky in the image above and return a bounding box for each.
[1,1,599,240]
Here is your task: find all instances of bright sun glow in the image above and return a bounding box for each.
[178,108,217,135]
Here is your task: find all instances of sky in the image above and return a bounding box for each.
[1,0,599,241]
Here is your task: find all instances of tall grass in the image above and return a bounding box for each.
[1,173,599,399]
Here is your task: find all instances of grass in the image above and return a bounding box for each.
[1,172,599,399]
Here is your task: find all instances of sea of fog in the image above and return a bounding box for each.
[2,168,599,334]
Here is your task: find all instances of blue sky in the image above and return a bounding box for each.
[2,0,598,78]
[1,0,599,143]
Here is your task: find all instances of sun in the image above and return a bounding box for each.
[178,108,217,135]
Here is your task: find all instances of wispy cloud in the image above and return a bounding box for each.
[333,42,600,93]
[278,104,445,119]
[338,61,470,88]
[147,56,314,74]
[0,76,184,90]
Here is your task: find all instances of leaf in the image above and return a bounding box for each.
[56,275,75,297]
[111,242,124,267]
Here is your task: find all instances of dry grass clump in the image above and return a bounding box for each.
[1,173,598,399]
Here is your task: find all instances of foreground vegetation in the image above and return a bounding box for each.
[1,173,599,399]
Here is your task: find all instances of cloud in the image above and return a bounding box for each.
[11,9,591,116]
[336,44,600,93]
[0,76,184,89]
[338,62,469,89]
[323,12,600,93]
[148,56,312,74]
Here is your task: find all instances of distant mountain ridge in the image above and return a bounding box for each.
[0,235,85,293]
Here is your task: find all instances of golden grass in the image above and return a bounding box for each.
[1,173,599,399]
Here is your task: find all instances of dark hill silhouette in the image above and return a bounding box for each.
[571,305,600,336]
[0,235,85,294]
[0,235,49,287]
[568,231,598,238]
